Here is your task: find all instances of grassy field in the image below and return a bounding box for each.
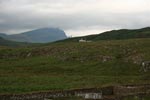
[0,38,150,94]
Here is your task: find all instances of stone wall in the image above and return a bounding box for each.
[114,84,150,96]
[0,88,104,100]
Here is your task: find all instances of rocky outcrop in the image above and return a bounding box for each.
[141,61,150,72]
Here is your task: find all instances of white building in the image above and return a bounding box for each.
[79,38,92,42]
[79,38,86,42]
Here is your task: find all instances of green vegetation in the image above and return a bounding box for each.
[59,27,150,42]
[0,36,40,47]
[0,38,150,94]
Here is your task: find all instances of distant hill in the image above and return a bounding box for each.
[59,27,150,42]
[0,28,67,43]
[0,36,35,47]
[0,33,7,37]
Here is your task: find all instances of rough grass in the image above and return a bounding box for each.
[0,38,150,94]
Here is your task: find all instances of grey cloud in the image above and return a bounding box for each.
[0,0,150,36]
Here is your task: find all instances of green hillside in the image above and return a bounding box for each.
[59,27,150,42]
[0,38,150,94]
[0,37,43,47]
[0,37,35,47]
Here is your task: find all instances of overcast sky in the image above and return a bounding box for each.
[0,0,150,36]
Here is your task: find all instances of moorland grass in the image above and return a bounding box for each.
[0,38,150,94]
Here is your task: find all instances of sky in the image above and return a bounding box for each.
[0,0,150,37]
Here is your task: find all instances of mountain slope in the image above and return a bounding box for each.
[0,36,34,47]
[0,28,67,43]
[0,33,7,37]
[59,27,150,42]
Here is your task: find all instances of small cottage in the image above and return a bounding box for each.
[79,38,87,42]
[79,38,92,43]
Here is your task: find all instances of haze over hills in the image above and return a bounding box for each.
[60,27,150,42]
[0,28,67,43]
[0,33,7,37]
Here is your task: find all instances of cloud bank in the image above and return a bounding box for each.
[0,0,150,36]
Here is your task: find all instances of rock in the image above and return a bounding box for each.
[27,52,32,57]
[102,56,113,62]
[141,61,150,72]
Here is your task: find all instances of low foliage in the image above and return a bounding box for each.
[0,38,150,93]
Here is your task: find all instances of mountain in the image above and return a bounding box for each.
[0,28,67,43]
[59,27,150,42]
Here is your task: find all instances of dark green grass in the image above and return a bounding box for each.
[0,38,150,94]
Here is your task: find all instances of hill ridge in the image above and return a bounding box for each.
[58,27,150,42]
